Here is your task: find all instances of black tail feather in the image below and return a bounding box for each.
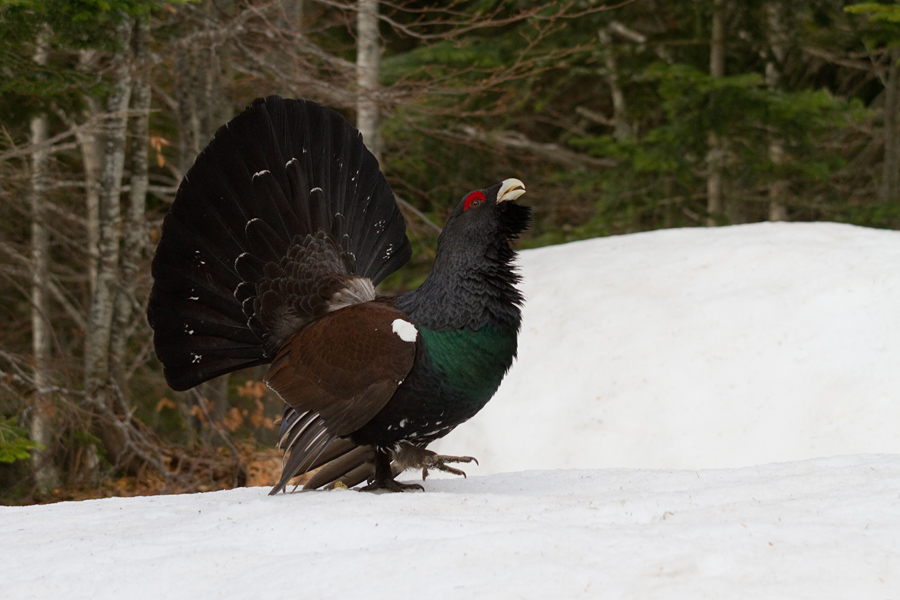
[149,96,411,390]
[269,404,381,493]
[303,445,374,490]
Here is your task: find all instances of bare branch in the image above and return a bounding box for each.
[802,46,877,73]
[576,106,615,127]
[395,194,443,235]
[451,125,618,169]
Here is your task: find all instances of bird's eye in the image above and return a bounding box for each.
[464,191,486,211]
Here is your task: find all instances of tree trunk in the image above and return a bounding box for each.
[766,2,788,222]
[599,28,632,141]
[199,376,230,446]
[111,16,151,384]
[356,0,382,161]
[28,28,60,492]
[175,1,232,174]
[82,16,133,480]
[706,0,725,226]
[767,137,789,222]
[880,48,900,206]
[75,54,104,298]
[175,51,202,173]
[280,0,303,25]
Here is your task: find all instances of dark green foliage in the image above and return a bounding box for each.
[565,62,862,233]
[1,0,188,46]
[846,3,900,22]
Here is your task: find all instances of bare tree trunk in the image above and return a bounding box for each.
[82,17,133,480]
[280,0,303,25]
[766,3,789,222]
[175,50,203,173]
[880,48,900,206]
[275,0,304,83]
[175,1,232,174]
[28,28,60,492]
[599,28,632,141]
[706,0,725,226]
[81,123,103,297]
[111,17,151,384]
[767,137,789,221]
[199,376,230,445]
[76,52,104,298]
[356,0,382,161]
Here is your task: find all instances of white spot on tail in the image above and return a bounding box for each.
[392,319,417,343]
[311,187,323,194]
[285,157,299,168]
[235,252,251,270]
[252,169,270,181]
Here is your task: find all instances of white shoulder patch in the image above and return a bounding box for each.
[391,319,418,343]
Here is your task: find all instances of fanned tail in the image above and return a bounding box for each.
[148,96,411,391]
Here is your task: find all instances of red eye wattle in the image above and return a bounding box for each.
[464,191,486,211]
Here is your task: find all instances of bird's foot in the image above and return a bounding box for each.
[360,447,425,493]
[421,452,478,480]
[392,444,479,481]
[360,478,424,493]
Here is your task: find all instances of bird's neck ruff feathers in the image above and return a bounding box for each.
[397,201,531,331]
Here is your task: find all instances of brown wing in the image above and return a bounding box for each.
[264,300,416,438]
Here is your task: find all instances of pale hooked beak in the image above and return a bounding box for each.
[497,178,526,203]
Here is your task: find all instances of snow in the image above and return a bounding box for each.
[3,222,900,599]
[2,457,899,598]
[435,222,900,471]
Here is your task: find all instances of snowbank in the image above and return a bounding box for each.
[436,222,900,472]
[2,456,898,599]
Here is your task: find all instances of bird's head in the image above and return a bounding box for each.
[440,178,532,250]
[399,178,531,329]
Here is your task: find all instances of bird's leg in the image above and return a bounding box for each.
[360,447,424,493]
[394,444,479,481]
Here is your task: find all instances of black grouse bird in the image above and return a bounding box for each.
[148,96,530,493]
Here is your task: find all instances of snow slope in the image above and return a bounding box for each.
[436,222,900,471]
[2,456,898,599]
[3,222,900,599]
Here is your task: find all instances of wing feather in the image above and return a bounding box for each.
[265,300,416,493]
[265,301,416,437]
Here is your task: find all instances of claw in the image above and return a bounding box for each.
[421,454,479,481]
[391,444,481,483]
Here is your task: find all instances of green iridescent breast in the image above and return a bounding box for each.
[417,324,518,405]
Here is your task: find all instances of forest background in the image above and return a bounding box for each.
[0,0,898,504]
